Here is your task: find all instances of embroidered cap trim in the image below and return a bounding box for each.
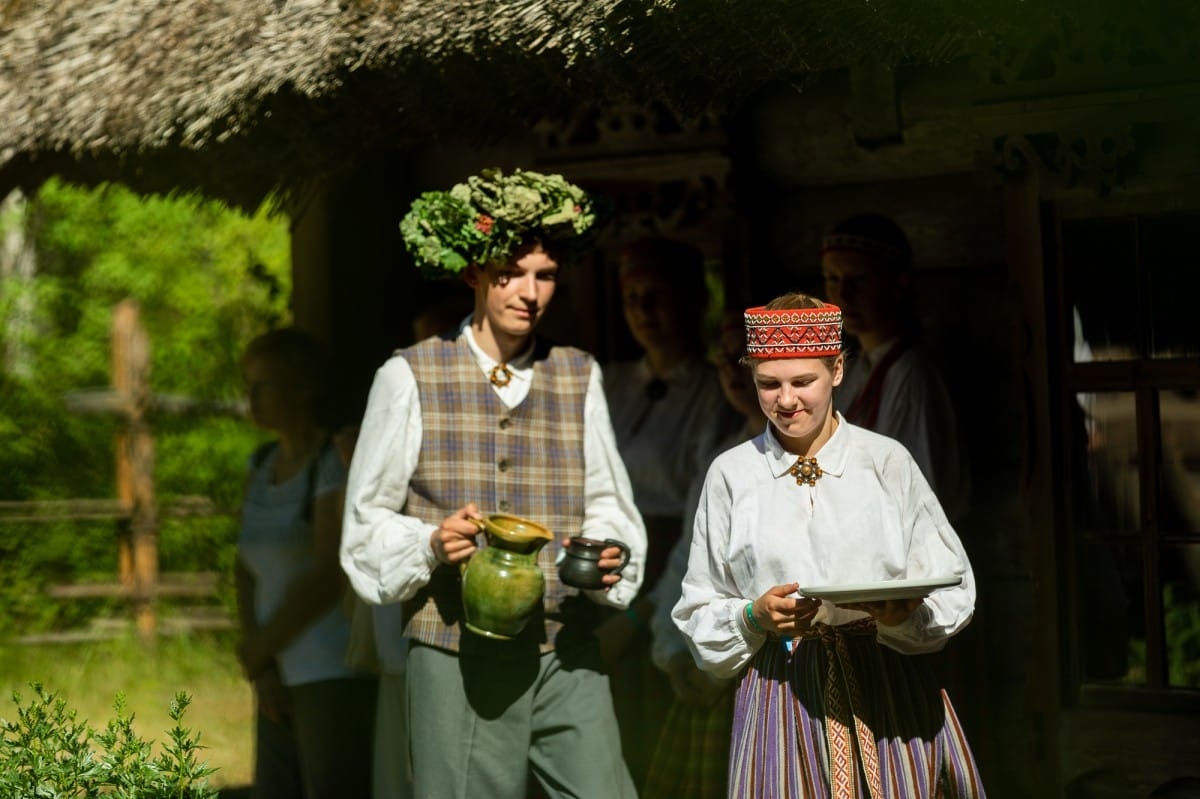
[820,232,908,266]
[744,304,843,359]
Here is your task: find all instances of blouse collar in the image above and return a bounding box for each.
[760,411,851,480]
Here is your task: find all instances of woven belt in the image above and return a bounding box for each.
[790,620,883,799]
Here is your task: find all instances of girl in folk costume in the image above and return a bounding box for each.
[673,293,986,798]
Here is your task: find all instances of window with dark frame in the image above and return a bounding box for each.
[1058,213,1200,692]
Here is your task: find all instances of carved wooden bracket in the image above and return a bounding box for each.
[970,8,1199,195]
[535,100,725,159]
[534,100,731,247]
[972,11,1200,98]
[987,127,1137,196]
[589,174,728,245]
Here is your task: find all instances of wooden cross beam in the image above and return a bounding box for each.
[0,495,217,523]
[64,389,246,418]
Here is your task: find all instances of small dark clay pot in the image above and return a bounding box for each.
[558,536,632,590]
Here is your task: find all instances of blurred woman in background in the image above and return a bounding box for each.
[235,328,376,799]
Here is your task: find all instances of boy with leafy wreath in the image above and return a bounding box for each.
[340,168,646,799]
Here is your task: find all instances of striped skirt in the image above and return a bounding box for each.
[728,623,986,799]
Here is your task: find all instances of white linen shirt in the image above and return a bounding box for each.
[604,356,742,518]
[340,324,647,621]
[673,413,976,680]
[835,339,971,522]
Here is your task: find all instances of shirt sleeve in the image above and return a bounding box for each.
[692,383,746,480]
[580,362,647,609]
[652,421,758,672]
[648,464,708,670]
[874,452,977,654]
[649,519,693,670]
[879,359,971,523]
[878,366,939,488]
[339,357,440,605]
[672,462,768,679]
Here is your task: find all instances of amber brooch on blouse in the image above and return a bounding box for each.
[488,363,513,388]
[788,456,823,486]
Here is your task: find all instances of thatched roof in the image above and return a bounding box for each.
[0,1,1186,208]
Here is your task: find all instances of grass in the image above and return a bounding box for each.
[0,631,254,791]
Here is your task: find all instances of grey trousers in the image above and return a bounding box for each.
[406,641,636,799]
[253,676,378,799]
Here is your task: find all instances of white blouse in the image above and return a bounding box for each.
[604,356,742,518]
[239,444,357,686]
[673,413,976,680]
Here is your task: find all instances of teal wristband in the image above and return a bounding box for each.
[624,606,643,629]
[744,602,767,635]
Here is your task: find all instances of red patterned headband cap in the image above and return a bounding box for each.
[744,303,843,359]
[820,233,908,267]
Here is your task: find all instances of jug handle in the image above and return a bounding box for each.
[459,516,488,574]
[603,539,632,574]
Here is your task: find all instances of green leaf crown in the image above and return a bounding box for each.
[399,168,598,278]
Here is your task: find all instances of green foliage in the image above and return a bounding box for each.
[1164,583,1200,688]
[0,179,290,636]
[1123,583,1200,688]
[0,516,123,632]
[0,682,218,798]
[15,179,289,397]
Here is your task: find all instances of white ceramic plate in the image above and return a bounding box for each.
[798,576,962,603]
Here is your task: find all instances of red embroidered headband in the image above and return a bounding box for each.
[820,233,908,266]
[744,303,843,359]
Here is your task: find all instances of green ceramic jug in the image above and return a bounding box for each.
[460,513,553,639]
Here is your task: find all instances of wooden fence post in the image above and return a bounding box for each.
[5,298,250,643]
[112,300,159,645]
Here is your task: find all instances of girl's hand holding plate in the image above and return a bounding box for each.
[750,582,821,636]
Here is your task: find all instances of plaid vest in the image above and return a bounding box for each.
[399,333,591,654]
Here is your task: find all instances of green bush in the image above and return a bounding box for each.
[0,682,217,798]
[1165,584,1200,689]
[1123,583,1200,688]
